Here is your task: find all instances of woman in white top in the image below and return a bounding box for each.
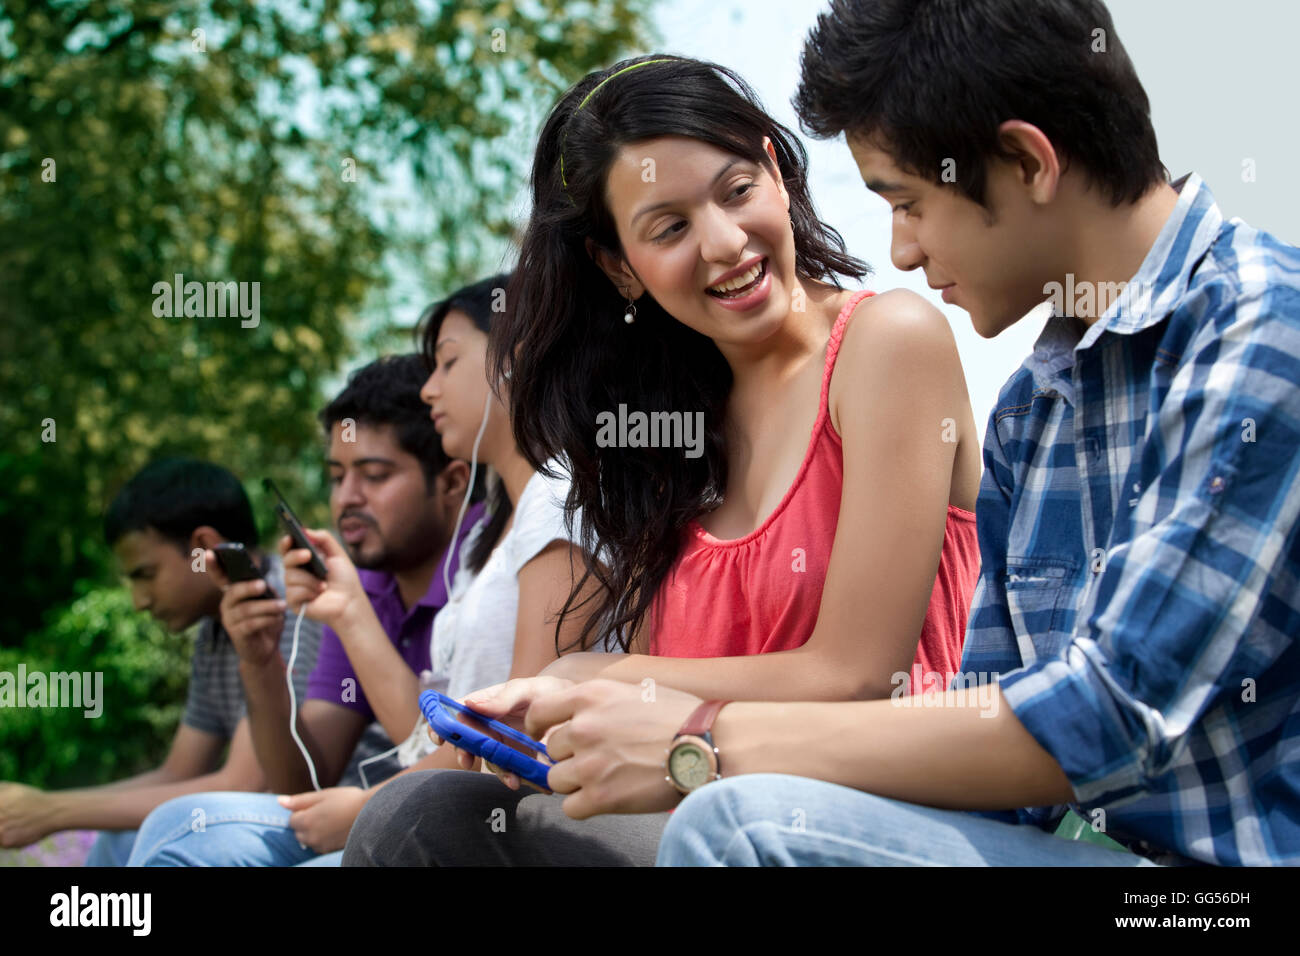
[413,273,601,706]
[277,275,601,853]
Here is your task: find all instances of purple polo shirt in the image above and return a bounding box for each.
[305,502,485,720]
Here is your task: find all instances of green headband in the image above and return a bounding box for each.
[560,58,673,192]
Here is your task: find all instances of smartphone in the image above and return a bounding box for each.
[262,478,329,578]
[418,690,553,792]
[212,542,275,595]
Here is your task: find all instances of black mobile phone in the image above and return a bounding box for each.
[262,478,329,578]
[212,542,277,596]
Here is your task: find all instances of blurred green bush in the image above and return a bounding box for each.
[0,584,192,790]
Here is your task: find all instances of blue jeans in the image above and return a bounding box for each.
[125,792,343,867]
[85,829,137,866]
[657,774,1161,866]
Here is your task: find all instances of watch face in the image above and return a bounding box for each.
[669,741,713,790]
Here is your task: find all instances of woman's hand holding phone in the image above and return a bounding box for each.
[427,676,576,790]
[280,528,367,628]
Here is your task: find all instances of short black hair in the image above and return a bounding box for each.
[105,458,257,551]
[794,0,1168,206]
[318,354,453,489]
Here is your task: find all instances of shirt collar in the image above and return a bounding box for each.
[1026,173,1223,399]
[1078,172,1222,344]
[1024,311,1086,405]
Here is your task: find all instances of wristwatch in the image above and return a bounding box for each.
[665,700,731,795]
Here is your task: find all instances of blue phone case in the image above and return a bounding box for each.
[418,690,553,791]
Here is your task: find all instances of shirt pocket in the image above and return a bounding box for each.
[1003,556,1078,664]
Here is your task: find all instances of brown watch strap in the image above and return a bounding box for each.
[677,699,731,739]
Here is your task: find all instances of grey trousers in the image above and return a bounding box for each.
[342,769,670,866]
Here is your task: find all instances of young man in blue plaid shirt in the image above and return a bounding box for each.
[474,0,1298,866]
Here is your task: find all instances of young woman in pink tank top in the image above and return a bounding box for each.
[479,55,982,731]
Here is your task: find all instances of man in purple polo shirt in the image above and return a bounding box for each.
[123,354,483,866]
[303,509,483,793]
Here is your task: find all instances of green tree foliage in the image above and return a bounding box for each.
[0,585,192,788]
[0,0,652,647]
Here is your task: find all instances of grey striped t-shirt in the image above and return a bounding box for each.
[182,553,323,739]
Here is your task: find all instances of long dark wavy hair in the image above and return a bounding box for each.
[490,55,870,653]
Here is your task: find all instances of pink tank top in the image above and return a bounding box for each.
[649,290,979,683]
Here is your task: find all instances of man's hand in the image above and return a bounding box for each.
[278,787,370,854]
[527,679,704,819]
[206,552,285,667]
[0,782,59,848]
[281,530,366,628]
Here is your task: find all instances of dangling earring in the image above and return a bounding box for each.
[623,296,637,324]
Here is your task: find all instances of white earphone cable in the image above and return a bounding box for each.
[286,605,321,791]
[442,385,493,598]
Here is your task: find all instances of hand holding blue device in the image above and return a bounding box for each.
[418,690,553,791]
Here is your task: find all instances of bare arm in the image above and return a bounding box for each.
[713,690,1073,810]
[531,679,1072,820]
[210,558,371,794]
[41,718,268,833]
[92,722,226,792]
[327,600,420,744]
[239,655,368,794]
[285,531,421,745]
[509,540,603,679]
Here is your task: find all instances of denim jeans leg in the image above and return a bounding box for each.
[657,774,1159,867]
[84,829,138,866]
[296,850,343,866]
[126,792,320,866]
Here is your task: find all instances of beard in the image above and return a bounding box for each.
[341,511,449,574]
[347,539,391,570]
[338,517,391,570]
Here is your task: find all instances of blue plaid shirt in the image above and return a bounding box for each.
[961,173,1300,865]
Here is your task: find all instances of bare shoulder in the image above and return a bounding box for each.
[831,289,979,509]
[835,288,961,388]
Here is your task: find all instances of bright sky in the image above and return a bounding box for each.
[649,0,1300,440]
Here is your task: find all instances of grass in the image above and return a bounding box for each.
[0,829,96,867]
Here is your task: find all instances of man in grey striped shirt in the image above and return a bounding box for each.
[0,459,321,864]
